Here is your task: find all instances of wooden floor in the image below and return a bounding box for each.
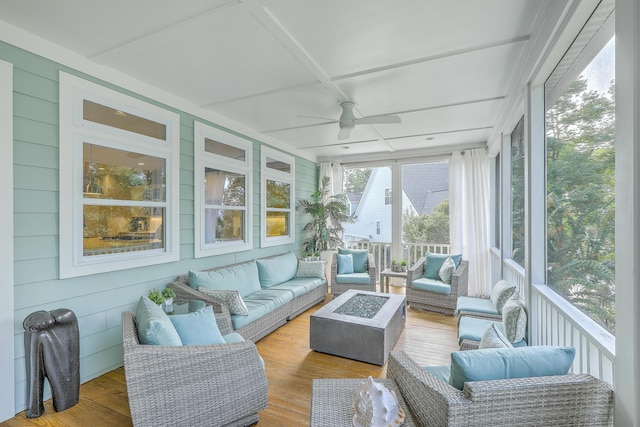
[1,286,458,427]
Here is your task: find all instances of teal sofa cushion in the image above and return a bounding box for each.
[338,248,368,273]
[256,251,298,287]
[189,260,261,297]
[231,289,293,330]
[424,253,462,280]
[270,278,324,298]
[411,277,451,295]
[335,273,371,285]
[456,296,500,316]
[449,346,576,390]
[169,305,225,346]
[135,296,182,346]
[337,253,354,274]
[458,316,527,346]
[423,365,450,384]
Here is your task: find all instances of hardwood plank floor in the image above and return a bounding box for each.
[1,287,458,426]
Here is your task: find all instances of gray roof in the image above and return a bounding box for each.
[402,162,449,215]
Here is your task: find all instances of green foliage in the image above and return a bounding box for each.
[161,287,176,300]
[297,176,354,253]
[546,76,615,333]
[147,288,164,305]
[344,168,372,193]
[402,199,450,244]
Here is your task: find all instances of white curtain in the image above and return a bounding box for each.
[319,161,343,199]
[450,149,492,297]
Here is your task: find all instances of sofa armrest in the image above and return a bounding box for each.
[406,257,425,286]
[168,280,232,329]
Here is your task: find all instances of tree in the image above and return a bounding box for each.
[344,168,372,193]
[403,199,450,244]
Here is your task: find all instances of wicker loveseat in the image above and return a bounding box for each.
[406,256,469,315]
[387,350,614,426]
[330,249,377,295]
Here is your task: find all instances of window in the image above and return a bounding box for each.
[545,0,615,333]
[194,123,252,257]
[59,73,180,278]
[376,221,381,235]
[511,117,525,267]
[384,188,392,205]
[261,147,295,247]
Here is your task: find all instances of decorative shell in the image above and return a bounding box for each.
[352,376,405,427]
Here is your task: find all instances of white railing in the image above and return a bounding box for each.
[490,249,615,385]
[343,239,450,274]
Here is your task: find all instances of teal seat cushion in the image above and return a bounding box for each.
[135,296,182,346]
[411,277,451,295]
[448,346,576,390]
[169,305,225,346]
[424,253,462,280]
[335,272,371,285]
[256,251,298,287]
[222,332,246,344]
[189,260,261,297]
[456,296,499,316]
[337,253,354,274]
[423,365,450,384]
[271,278,324,298]
[231,289,293,329]
[338,248,368,273]
[458,316,496,344]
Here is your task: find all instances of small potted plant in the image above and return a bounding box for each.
[147,288,164,306]
[391,260,400,272]
[400,260,408,272]
[314,251,321,261]
[161,287,176,306]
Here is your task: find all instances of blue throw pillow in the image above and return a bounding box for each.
[337,253,354,274]
[189,260,261,297]
[448,346,576,390]
[135,296,182,346]
[169,305,225,346]
[338,248,368,273]
[256,251,298,287]
[424,253,462,280]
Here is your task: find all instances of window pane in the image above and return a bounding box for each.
[83,100,166,140]
[266,211,289,237]
[205,138,245,161]
[83,143,166,202]
[204,168,245,206]
[545,37,615,334]
[83,206,164,256]
[204,209,244,244]
[266,157,290,173]
[266,179,290,208]
[511,117,525,267]
[343,166,385,242]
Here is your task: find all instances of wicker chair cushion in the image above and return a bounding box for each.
[256,251,298,287]
[424,253,462,279]
[489,280,517,313]
[169,305,225,346]
[189,260,261,297]
[335,272,371,284]
[449,346,576,390]
[296,260,327,279]
[438,256,456,284]
[338,248,368,273]
[456,296,500,316]
[336,253,354,274]
[479,323,513,349]
[410,277,451,295]
[135,296,182,346]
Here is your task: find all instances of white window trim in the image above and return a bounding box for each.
[59,72,180,278]
[194,122,253,257]
[261,147,295,247]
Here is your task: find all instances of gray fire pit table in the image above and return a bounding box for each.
[310,289,406,365]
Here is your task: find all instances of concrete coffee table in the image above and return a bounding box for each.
[310,289,406,365]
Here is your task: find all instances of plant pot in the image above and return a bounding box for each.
[164,297,174,306]
[401,266,407,272]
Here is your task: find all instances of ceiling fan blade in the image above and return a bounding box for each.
[355,115,402,125]
[338,128,351,140]
[298,114,338,123]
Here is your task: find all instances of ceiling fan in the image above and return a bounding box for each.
[304,101,401,140]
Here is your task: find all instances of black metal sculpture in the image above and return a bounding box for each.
[23,308,80,418]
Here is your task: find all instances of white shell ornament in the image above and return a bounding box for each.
[352,376,405,427]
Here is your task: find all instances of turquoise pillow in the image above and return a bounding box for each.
[449,346,576,390]
[424,253,462,280]
[189,260,261,297]
[169,305,225,346]
[338,248,368,273]
[337,253,354,274]
[135,296,182,346]
[256,251,298,287]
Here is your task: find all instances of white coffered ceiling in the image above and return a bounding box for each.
[0,0,552,161]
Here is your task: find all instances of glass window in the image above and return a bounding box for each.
[261,148,294,247]
[384,188,392,205]
[376,220,381,235]
[194,123,252,257]
[59,73,180,278]
[545,0,615,333]
[343,166,388,243]
[510,117,525,267]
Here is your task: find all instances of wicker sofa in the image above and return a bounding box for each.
[121,311,268,427]
[169,251,327,342]
[386,350,614,426]
[406,257,468,315]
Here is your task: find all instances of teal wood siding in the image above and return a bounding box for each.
[2,40,318,414]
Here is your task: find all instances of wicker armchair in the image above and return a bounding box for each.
[406,258,468,315]
[121,311,268,427]
[330,252,377,295]
[387,351,614,426]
